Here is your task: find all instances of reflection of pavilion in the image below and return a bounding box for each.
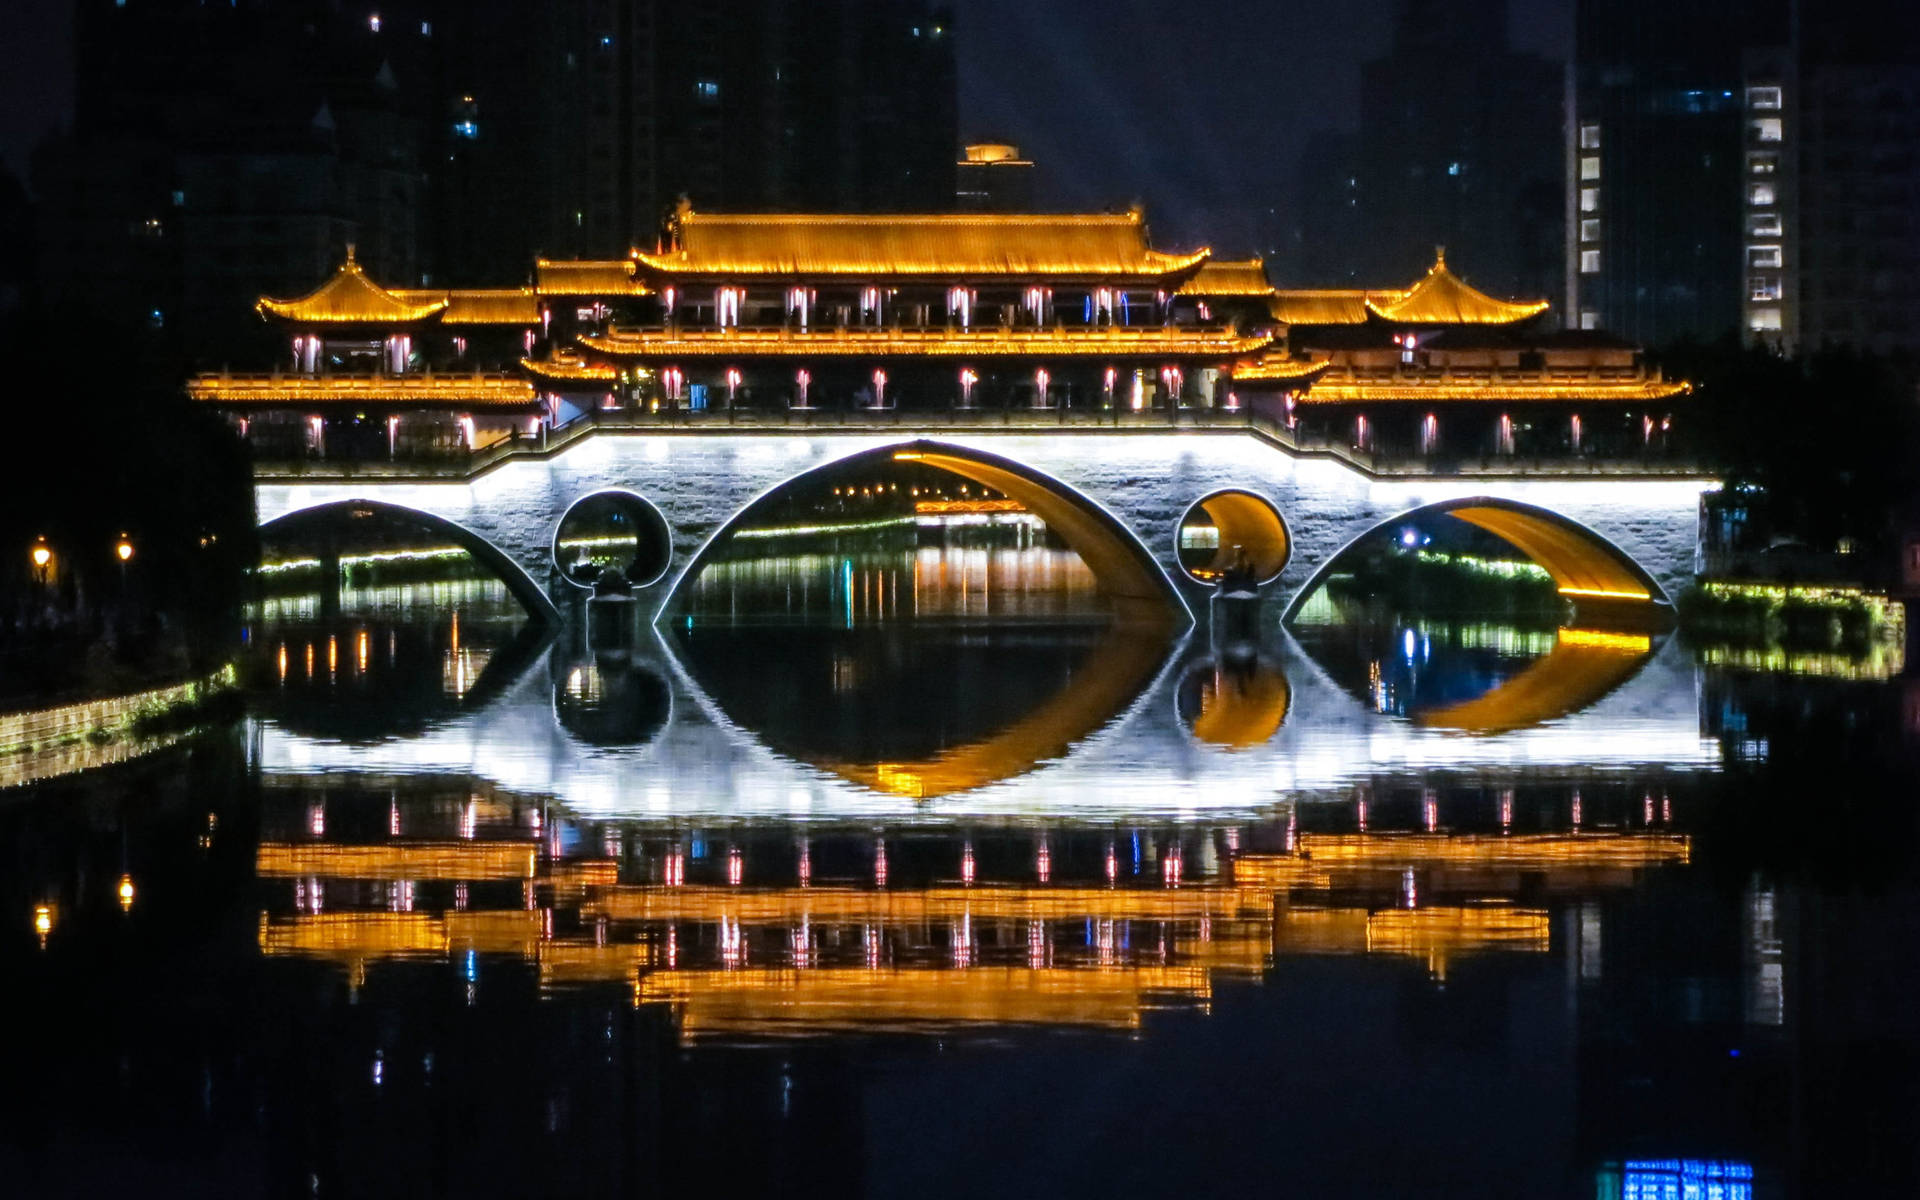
[256,822,1689,1039]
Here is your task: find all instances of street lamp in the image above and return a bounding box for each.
[115,534,135,564]
[29,537,51,585]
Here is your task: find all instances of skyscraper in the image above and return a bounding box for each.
[1293,0,1563,302]
[33,0,959,350]
[1569,0,1920,352]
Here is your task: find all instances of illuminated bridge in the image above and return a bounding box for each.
[252,419,1712,629]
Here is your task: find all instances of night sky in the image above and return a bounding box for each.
[1,0,1571,257]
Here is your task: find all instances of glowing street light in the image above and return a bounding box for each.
[33,904,53,949]
[114,534,135,563]
[117,874,136,913]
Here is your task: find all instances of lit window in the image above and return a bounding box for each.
[171,189,186,207]
[1580,156,1601,181]
[1579,187,1600,213]
[452,120,479,140]
[1749,182,1776,206]
[1580,249,1602,274]
[1748,152,1778,175]
[1579,309,1600,331]
[421,20,432,36]
[1747,86,1783,111]
[1749,307,1783,331]
[369,14,381,33]
[1579,124,1601,150]
[1580,218,1601,243]
[1748,245,1783,268]
[1750,275,1783,301]
[1749,213,1782,236]
[1751,117,1783,142]
[696,80,720,100]
[1447,161,1461,177]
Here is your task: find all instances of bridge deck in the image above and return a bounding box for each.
[251,408,1706,485]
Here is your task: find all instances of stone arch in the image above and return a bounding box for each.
[1282,495,1669,622]
[260,498,562,624]
[660,438,1192,629]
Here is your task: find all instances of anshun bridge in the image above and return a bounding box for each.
[191,207,1706,628]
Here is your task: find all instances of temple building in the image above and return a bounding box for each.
[189,208,1686,462]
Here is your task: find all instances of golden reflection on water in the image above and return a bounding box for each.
[256,820,1689,1040]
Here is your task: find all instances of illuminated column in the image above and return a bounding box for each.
[664,366,683,406]
[958,366,978,409]
[1570,413,1583,452]
[716,286,743,328]
[1160,365,1184,409]
[301,335,320,374]
[725,367,742,407]
[1130,369,1146,412]
[307,414,326,457]
[1222,389,1241,413]
[861,287,882,325]
[386,415,400,459]
[1102,366,1116,408]
[949,286,973,329]
[787,286,810,330]
[1420,412,1439,454]
[662,288,677,324]
[458,414,476,449]
[794,368,812,409]
[1032,367,1050,409]
[871,368,888,409]
[1498,413,1516,455]
[1284,391,1297,429]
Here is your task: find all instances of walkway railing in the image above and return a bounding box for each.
[251,406,1707,483]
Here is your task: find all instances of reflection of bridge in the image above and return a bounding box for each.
[255,827,1689,1038]
[251,630,1719,814]
[255,420,1712,628]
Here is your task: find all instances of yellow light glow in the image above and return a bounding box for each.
[33,904,52,945]
[30,545,51,568]
[117,874,135,912]
[115,536,135,563]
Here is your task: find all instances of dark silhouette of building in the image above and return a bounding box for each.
[956,143,1035,211]
[32,0,958,353]
[1569,0,1920,351]
[1293,0,1563,304]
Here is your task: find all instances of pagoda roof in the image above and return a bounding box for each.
[631,208,1211,282]
[393,288,540,325]
[1226,354,1332,388]
[258,247,449,324]
[187,371,537,408]
[1362,251,1550,325]
[1267,290,1389,325]
[575,325,1272,360]
[521,351,618,386]
[1177,258,1276,297]
[536,258,649,296]
[1296,378,1689,405]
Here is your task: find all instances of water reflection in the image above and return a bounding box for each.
[1292,619,1656,734]
[252,781,1692,1039]
[1176,647,1292,750]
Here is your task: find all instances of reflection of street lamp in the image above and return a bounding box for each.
[115,533,135,593]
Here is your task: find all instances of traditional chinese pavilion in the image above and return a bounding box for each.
[189,207,1685,462]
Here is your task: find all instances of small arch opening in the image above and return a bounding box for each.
[1176,490,1291,586]
[554,491,672,590]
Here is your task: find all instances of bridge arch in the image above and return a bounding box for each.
[260,499,562,624]
[661,438,1192,629]
[1282,495,1669,623]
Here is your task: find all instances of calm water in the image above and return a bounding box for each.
[3,544,1917,1198]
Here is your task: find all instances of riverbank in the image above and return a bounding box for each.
[0,664,240,789]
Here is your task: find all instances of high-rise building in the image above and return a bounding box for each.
[1570,0,1920,352]
[33,0,958,351]
[1293,0,1563,303]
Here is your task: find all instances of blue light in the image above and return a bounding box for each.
[1400,528,1420,548]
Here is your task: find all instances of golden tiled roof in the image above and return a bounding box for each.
[258,247,449,324]
[1267,290,1385,325]
[1227,354,1331,386]
[631,209,1211,281]
[1297,378,1689,404]
[1364,251,1551,324]
[1177,257,1275,297]
[577,326,1273,359]
[521,352,618,384]
[536,258,648,296]
[394,288,540,325]
[187,371,538,408]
